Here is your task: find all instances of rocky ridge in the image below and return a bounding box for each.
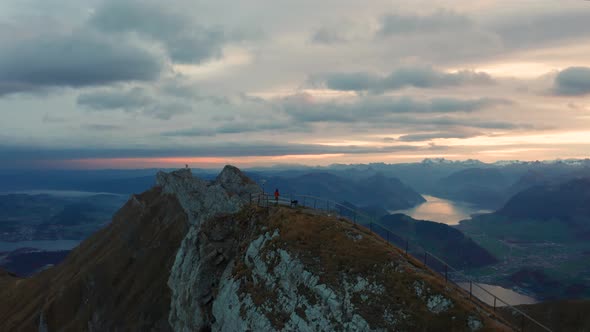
[0,166,509,331]
[157,166,262,330]
[160,166,507,331]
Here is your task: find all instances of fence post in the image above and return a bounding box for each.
[405,240,408,255]
[469,281,472,299]
[445,265,448,283]
[424,252,427,265]
[493,297,496,312]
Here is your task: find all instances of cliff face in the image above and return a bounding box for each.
[160,167,504,331]
[0,166,508,331]
[201,208,502,331]
[156,166,262,330]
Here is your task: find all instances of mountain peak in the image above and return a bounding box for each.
[215,164,260,197]
[1,168,508,331]
[156,165,261,226]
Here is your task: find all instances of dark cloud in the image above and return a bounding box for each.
[0,142,446,164]
[160,78,230,105]
[161,121,311,137]
[81,124,122,131]
[282,94,512,123]
[90,0,228,64]
[161,128,216,137]
[408,116,529,130]
[313,66,493,93]
[397,130,482,142]
[316,72,377,91]
[42,114,66,124]
[553,67,590,96]
[378,10,472,36]
[77,88,191,120]
[490,10,590,50]
[77,88,152,111]
[0,32,163,96]
[311,26,349,44]
[429,97,510,112]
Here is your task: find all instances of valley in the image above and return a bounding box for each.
[1,160,589,331]
[392,194,492,225]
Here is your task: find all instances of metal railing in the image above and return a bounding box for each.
[250,192,553,332]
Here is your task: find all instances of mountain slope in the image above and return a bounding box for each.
[0,187,189,331]
[0,167,510,331]
[379,213,498,269]
[432,168,512,208]
[196,206,507,331]
[498,178,590,220]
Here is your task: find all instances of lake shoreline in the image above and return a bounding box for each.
[391,194,493,225]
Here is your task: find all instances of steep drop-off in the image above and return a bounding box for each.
[1,166,510,331]
[0,187,189,331]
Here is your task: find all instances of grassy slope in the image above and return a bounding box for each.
[230,206,513,331]
[0,188,189,331]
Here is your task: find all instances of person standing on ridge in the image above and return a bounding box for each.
[274,188,280,205]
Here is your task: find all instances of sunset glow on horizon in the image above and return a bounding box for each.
[2,1,590,169]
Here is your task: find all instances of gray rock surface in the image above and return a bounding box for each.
[160,165,491,332]
[157,166,261,332]
[211,231,379,332]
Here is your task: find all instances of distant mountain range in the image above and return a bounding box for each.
[432,168,513,208]
[253,172,426,211]
[498,178,590,220]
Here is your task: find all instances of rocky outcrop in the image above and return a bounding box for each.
[159,167,508,331]
[0,165,510,331]
[158,166,262,331]
[156,166,260,227]
[167,205,506,331]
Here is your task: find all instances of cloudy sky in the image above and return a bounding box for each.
[2,0,590,169]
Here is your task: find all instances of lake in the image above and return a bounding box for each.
[458,282,537,307]
[392,195,492,225]
[0,240,80,252]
